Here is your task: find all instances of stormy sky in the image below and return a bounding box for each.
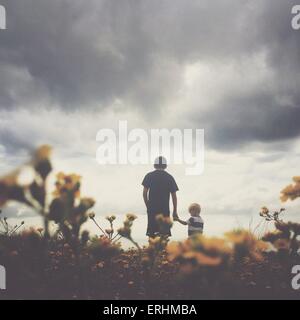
[0,0,300,240]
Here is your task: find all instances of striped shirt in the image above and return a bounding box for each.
[187,216,204,236]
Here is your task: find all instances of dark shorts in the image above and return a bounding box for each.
[188,230,203,237]
[146,211,171,237]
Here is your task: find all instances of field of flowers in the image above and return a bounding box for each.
[0,146,300,300]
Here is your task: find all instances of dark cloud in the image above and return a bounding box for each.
[0,0,276,110]
[187,0,300,149]
[0,0,179,110]
[198,91,300,150]
[0,0,299,150]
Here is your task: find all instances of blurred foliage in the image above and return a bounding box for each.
[0,146,300,299]
[281,176,300,202]
[0,210,24,236]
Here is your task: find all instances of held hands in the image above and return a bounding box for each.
[172,212,179,221]
[172,213,187,226]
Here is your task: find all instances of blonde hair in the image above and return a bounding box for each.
[188,203,201,214]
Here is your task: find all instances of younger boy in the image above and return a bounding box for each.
[174,203,204,236]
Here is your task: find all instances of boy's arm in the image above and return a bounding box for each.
[174,217,188,226]
[171,192,178,219]
[143,187,149,208]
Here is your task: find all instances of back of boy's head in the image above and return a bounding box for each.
[154,156,167,170]
[189,203,201,214]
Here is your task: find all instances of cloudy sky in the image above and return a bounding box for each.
[1,0,300,243]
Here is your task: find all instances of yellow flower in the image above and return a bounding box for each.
[281,178,300,202]
[149,236,160,244]
[126,213,137,221]
[260,206,269,215]
[96,262,104,269]
[34,145,52,161]
[105,228,113,235]
[196,235,232,256]
[167,234,231,268]
[183,251,222,266]
[1,170,20,186]
[156,214,173,230]
[274,239,290,251]
[117,226,131,239]
[53,172,81,198]
[89,212,96,219]
[80,198,95,210]
[292,176,300,183]
[225,229,268,261]
[106,215,116,223]
[0,170,30,206]
[167,241,182,261]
